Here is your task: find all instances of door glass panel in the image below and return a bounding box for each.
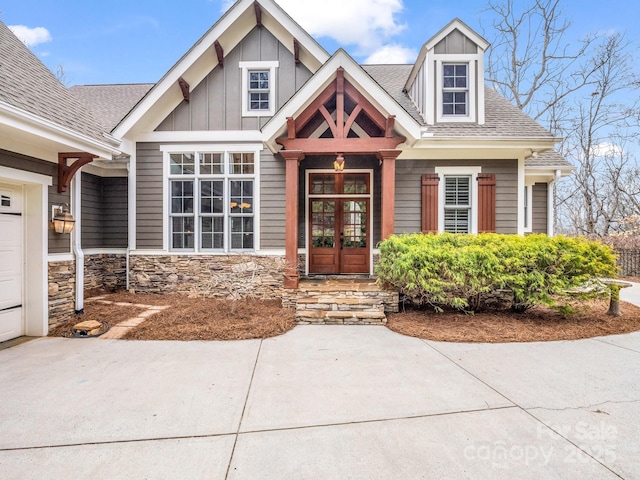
[342,201,367,248]
[310,174,336,194]
[311,201,335,248]
[343,174,369,194]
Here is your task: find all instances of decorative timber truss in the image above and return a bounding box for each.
[276,68,406,154]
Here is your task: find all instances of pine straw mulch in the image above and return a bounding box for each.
[102,292,295,341]
[49,301,148,337]
[387,298,640,343]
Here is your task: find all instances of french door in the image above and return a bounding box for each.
[308,173,371,274]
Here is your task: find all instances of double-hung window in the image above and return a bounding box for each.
[240,61,278,117]
[442,63,468,116]
[167,149,257,252]
[444,175,471,233]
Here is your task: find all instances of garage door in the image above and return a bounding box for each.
[0,183,23,342]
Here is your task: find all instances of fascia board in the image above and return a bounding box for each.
[0,102,121,159]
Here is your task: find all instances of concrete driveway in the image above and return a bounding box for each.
[1,321,638,480]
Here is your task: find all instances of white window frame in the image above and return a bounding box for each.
[435,58,477,123]
[239,61,279,117]
[161,144,262,253]
[524,182,534,233]
[435,166,481,234]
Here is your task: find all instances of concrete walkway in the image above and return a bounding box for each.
[1,318,639,479]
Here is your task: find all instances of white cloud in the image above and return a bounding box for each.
[221,0,409,59]
[8,25,52,47]
[590,142,624,159]
[363,44,417,64]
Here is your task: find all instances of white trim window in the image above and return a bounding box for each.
[442,63,468,116]
[435,59,477,123]
[435,166,481,234]
[165,147,259,252]
[240,61,279,117]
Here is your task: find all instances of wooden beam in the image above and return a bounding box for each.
[58,153,97,193]
[287,117,296,139]
[293,38,300,64]
[336,68,345,138]
[385,115,396,138]
[280,150,305,289]
[276,137,406,155]
[254,1,262,27]
[378,149,402,239]
[319,105,338,138]
[178,77,190,103]
[214,40,224,66]
[293,81,336,135]
[343,82,387,132]
[344,105,362,137]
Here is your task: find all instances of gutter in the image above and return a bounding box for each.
[72,173,84,313]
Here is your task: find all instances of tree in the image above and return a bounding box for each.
[483,0,640,236]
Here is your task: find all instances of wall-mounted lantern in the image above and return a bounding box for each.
[52,204,75,234]
[334,154,345,172]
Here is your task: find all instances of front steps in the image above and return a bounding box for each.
[291,279,399,325]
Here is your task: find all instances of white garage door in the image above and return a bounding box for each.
[0,183,23,342]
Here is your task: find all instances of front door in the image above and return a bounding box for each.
[308,173,370,274]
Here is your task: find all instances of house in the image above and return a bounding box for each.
[0,0,572,340]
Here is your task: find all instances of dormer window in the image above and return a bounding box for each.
[240,61,279,117]
[442,63,468,116]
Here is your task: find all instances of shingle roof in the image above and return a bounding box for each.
[70,84,154,132]
[363,64,555,138]
[0,21,113,145]
[525,150,573,169]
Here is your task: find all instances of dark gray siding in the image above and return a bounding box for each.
[395,159,519,234]
[532,182,548,234]
[136,143,164,249]
[156,26,312,132]
[0,148,69,254]
[259,151,286,248]
[81,172,128,248]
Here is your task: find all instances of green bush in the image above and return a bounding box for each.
[375,233,617,312]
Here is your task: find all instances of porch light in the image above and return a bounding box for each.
[334,154,345,172]
[52,204,75,234]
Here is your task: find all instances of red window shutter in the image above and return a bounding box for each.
[421,174,439,233]
[477,173,496,233]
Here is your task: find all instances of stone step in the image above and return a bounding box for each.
[295,309,387,325]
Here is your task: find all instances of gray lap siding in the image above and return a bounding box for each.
[394,158,519,234]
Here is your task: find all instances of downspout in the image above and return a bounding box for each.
[126,160,131,291]
[547,169,561,236]
[72,173,84,313]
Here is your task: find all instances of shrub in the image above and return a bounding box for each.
[375,233,617,312]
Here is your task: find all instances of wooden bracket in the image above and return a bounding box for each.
[178,77,190,102]
[293,38,300,64]
[254,1,262,27]
[58,153,97,193]
[214,40,224,66]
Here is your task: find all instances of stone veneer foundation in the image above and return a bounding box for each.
[48,260,76,330]
[128,254,287,299]
[84,254,127,293]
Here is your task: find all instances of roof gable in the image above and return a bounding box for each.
[112,0,329,140]
[263,49,422,153]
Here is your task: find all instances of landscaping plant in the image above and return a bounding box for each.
[376,233,617,313]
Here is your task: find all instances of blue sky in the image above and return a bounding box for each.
[2,0,639,86]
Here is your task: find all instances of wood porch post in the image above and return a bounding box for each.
[281,150,305,289]
[378,150,401,240]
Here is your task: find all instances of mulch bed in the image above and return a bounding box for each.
[49,302,147,337]
[387,299,640,343]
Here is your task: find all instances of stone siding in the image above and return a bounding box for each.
[128,255,286,299]
[85,254,127,293]
[48,260,76,330]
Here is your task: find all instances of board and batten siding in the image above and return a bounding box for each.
[81,172,128,249]
[394,159,519,234]
[532,182,548,234]
[136,143,164,249]
[0,148,70,254]
[156,26,312,133]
